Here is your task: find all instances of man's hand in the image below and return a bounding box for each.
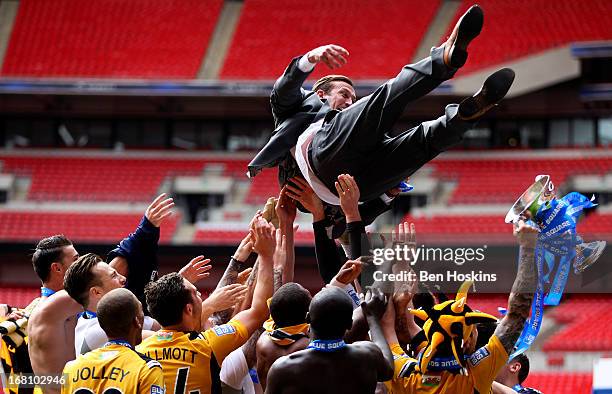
[251,217,277,258]
[145,193,174,227]
[393,222,416,249]
[233,232,254,262]
[275,187,297,228]
[237,268,253,285]
[307,44,349,70]
[6,309,26,321]
[285,177,325,221]
[332,259,363,285]
[514,219,539,249]
[204,284,249,313]
[179,255,212,285]
[335,174,361,222]
[361,287,387,320]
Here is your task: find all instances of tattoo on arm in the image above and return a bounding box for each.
[210,258,244,326]
[494,246,536,354]
[215,257,244,290]
[273,268,283,293]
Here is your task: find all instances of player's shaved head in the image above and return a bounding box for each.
[98,288,141,339]
[308,286,353,340]
[270,282,312,327]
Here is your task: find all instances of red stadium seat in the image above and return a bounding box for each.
[1,0,223,78]
[0,287,39,309]
[429,157,612,205]
[543,295,612,351]
[0,211,178,243]
[446,0,612,75]
[0,155,249,202]
[523,372,592,394]
[194,227,314,246]
[221,0,440,80]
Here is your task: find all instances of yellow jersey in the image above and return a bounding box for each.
[385,335,508,394]
[136,320,248,394]
[61,342,165,394]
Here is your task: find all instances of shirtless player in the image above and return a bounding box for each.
[26,236,82,394]
[265,287,394,394]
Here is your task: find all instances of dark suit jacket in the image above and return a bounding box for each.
[247,56,330,184]
[247,55,393,234]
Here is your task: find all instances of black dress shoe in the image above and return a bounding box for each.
[443,5,484,68]
[458,68,515,121]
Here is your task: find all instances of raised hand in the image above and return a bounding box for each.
[335,174,361,222]
[237,268,253,286]
[250,217,276,258]
[233,232,254,263]
[333,259,363,285]
[204,284,249,313]
[145,193,174,227]
[513,219,539,248]
[285,177,325,221]
[275,187,297,227]
[361,287,387,320]
[179,255,212,285]
[307,44,349,70]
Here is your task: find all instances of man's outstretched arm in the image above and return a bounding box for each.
[494,220,538,354]
[233,217,275,335]
[271,44,349,119]
[362,288,395,381]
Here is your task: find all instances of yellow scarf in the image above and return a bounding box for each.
[263,317,310,346]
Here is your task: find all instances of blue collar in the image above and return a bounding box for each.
[78,310,97,319]
[307,339,346,352]
[513,384,523,392]
[104,339,132,349]
[41,287,56,297]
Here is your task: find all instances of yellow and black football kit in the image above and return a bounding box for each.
[1,298,41,394]
[62,341,165,394]
[385,334,508,394]
[136,320,248,394]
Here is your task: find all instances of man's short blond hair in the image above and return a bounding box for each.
[312,75,354,93]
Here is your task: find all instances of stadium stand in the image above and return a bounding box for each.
[431,157,612,205]
[0,211,178,243]
[1,0,223,78]
[523,372,592,394]
[0,286,38,309]
[193,225,314,246]
[220,0,440,80]
[238,156,612,206]
[544,295,612,351]
[246,167,280,205]
[0,154,247,202]
[446,0,612,75]
[401,212,612,244]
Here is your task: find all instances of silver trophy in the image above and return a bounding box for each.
[505,175,550,224]
[506,175,606,273]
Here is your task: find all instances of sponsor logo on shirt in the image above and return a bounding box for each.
[156,331,173,341]
[469,347,491,366]
[213,324,236,336]
[151,384,164,394]
[95,351,118,361]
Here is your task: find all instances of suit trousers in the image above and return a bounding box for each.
[310,45,474,202]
